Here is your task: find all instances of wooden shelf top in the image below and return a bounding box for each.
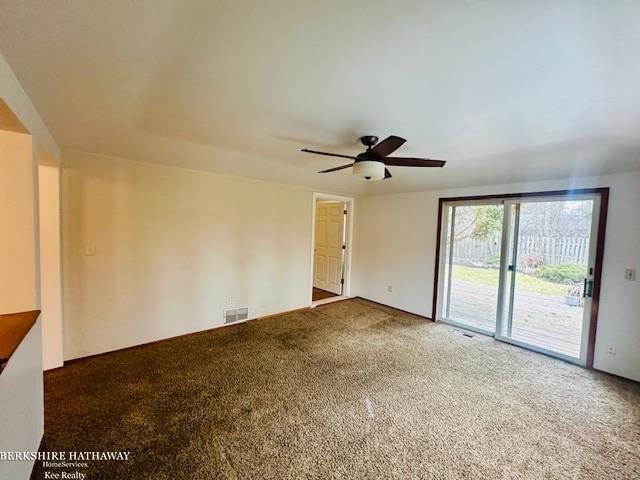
[0,310,40,373]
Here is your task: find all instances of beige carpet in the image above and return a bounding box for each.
[36,298,640,479]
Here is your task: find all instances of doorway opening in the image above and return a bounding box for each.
[0,98,64,371]
[310,193,354,306]
[435,189,608,367]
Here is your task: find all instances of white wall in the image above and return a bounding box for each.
[38,165,64,369]
[62,151,314,360]
[0,49,58,479]
[0,53,58,160]
[353,172,640,382]
[0,320,44,479]
[0,130,43,479]
[0,130,38,313]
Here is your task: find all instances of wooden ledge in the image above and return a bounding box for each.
[0,310,40,373]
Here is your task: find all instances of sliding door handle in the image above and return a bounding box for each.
[586,280,594,297]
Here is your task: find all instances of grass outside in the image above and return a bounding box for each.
[452,265,568,297]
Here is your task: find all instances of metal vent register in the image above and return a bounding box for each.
[224,307,249,324]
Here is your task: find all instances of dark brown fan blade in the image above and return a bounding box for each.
[370,135,406,158]
[318,164,353,173]
[384,157,446,167]
[384,168,392,179]
[301,149,358,160]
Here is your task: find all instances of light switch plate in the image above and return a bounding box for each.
[624,268,636,281]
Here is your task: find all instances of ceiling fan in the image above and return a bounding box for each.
[301,135,445,181]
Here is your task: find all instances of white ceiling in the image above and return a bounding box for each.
[1,1,640,195]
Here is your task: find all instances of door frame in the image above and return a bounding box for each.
[309,192,355,306]
[432,188,609,368]
[313,199,346,294]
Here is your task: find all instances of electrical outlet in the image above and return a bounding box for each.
[607,344,616,355]
[387,285,393,293]
[624,268,636,281]
[228,297,236,308]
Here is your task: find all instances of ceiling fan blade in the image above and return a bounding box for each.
[384,168,392,179]
[301,149,358,160]
[318,164,353,173]
[370,135,406,158]
[384,157,446,167]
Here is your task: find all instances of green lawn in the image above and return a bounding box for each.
[452,265,567,297]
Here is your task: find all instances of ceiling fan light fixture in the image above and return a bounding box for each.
[352,160,385,181]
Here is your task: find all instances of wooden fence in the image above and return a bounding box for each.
[453,235,590,266]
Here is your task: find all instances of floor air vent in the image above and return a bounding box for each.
[224,307,249,324]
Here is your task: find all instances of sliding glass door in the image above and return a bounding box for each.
[495,195,600,363]
[438,192,604,365]
[440,201,504,333]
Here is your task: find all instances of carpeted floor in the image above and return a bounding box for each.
[35,298,640,479]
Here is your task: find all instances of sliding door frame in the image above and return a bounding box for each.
[432,188,609,368]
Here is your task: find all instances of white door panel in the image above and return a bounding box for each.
[315,254,326,281]
[313,202,345,294]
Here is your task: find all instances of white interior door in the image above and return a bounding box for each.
[314,202,345,294]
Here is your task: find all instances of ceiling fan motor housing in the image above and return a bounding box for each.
[360,135,379,148]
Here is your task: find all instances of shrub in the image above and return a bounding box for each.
[534,264,585,284]
[484,252,501,266]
